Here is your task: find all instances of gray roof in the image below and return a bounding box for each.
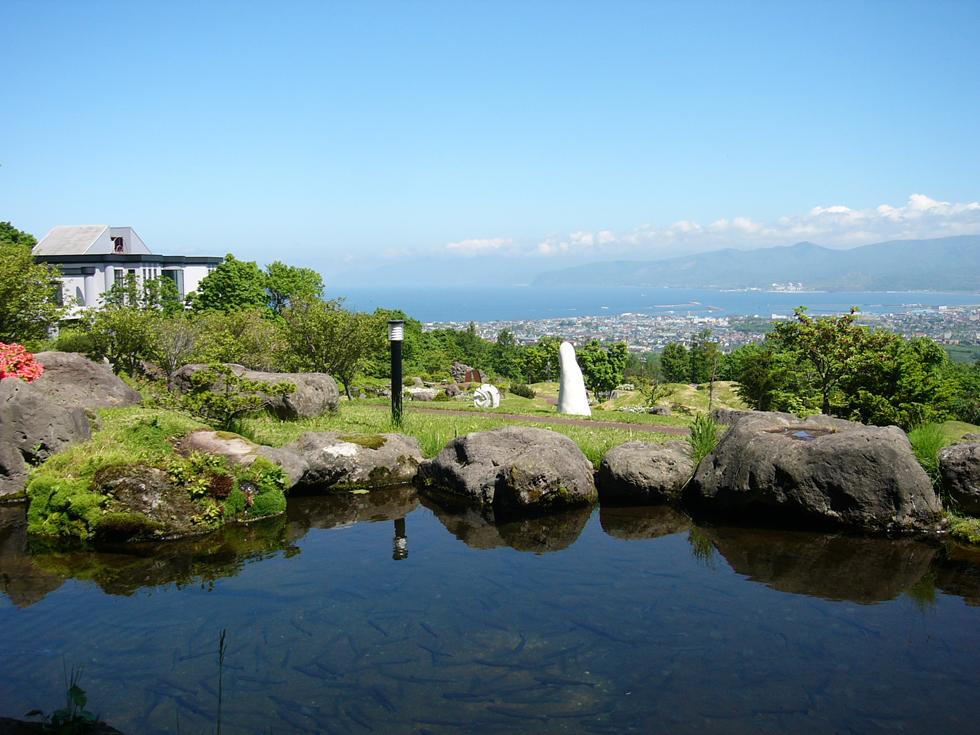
[33,225,109,255]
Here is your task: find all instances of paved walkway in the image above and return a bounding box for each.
[379,404,690,435]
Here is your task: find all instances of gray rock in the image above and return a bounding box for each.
[411,389,435,401]
[33,351,142,409]
[709,407,796,426]
[648,406,672,416]
[960,433,980,442]
[171,364,339,419]
[939,442,980,515]
[175,429,309,489]
[690,413,940,529]
[598,440,693,505]
[445,383,462,398]
[416,426,597,512]
[0,377,92,496]
[284,432,423,489]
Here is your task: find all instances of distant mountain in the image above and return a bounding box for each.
[531,235,980,291]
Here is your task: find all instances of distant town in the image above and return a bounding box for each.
[425,303,980,357]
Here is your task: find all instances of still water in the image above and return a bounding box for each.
[2,488,980,734]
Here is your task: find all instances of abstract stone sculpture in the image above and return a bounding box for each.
[557,341,591,416]
[474,384,501,408]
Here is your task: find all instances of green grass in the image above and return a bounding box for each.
[907,423,949,488]
[239,402,679,468]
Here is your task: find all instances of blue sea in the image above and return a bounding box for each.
[334,285,980,323]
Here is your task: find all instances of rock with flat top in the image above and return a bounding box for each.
[283,432,423,489]
[33,351,142,409]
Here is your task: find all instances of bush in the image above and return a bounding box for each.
[433,391,451,402]
[510,382,536,399]
[53,328,95,356]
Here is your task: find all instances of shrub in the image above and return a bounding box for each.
[510,383,536,399]
[433,391,451,402]
[0,342,44,382]
[53,328,95,356]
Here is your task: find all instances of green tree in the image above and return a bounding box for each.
[0,223,62,342]
[192,255,267,312]
[689,329,717,384]
[490,328,520,378]
[768,307,893,416]
[735,347,792,410]
[578,341,629,397]
[660,343,690,383]
[265,261,323,314]
[84,305,154,376]
[191,308,287,372]
[146,313,201,380]
[281,297,384,398]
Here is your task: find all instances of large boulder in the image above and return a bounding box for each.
[416,426,597,513]
[175,429,309,488]
[690,413,940,529]
[283,432,423,489]
[598,440,693,505]
[709,407,795,426]
[939,442,980,515]
[0,378,92,496]
[32,351,142,409]
[170,364,339,419]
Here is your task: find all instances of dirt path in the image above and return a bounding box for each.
[377,404,690,435]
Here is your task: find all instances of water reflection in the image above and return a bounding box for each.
[599,505,692,540]
[419,494,591,552]
[705,526,939,604]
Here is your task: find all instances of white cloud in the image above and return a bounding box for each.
[432,194,980,261]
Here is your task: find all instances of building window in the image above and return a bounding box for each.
[112,237,125,253]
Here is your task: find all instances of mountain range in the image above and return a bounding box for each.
[531,235,980,291]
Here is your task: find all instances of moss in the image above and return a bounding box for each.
[94,512,165,541]
[223,489,247,516]
[250,490,286,518]
[338,434,388,450]
[27,475,105,539]
[368,465,393,484]
[949,515,980,545]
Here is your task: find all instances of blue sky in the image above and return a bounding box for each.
[3,1,979,285]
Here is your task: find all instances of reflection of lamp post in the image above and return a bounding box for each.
[393,517,408,560]
[388,320,404,426]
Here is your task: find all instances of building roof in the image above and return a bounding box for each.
[33,225,110,255]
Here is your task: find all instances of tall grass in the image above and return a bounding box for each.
[907,423,949,489]
[687,413,719,467]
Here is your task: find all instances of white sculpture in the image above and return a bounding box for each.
[557,341,592,416]
[474,384,501,409]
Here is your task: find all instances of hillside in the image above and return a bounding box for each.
[531,235,980,291]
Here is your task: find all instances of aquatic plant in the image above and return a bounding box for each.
[26,661,101,734]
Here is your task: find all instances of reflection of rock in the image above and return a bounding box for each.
[33,351,142,409]
[0,504,65,607]
[420,494,591,553]
[706,526,937,604]
[170,364,339,419]
[27,513,298,596]
[691,413,940,529]
[417,426,597,511]
[286,484,419,540]
[939,442,980,515]
[599,505,692,540]
[0,376,92,496]
[598,441,693,505]
[285,432,423,489]
[557,342,591,416]
[933,543,980,606]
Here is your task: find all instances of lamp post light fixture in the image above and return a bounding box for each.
[388,320,405,426]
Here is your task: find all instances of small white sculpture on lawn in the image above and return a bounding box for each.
[557,341,592,416]
[474,384,501,409]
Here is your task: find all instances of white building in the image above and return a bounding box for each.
[32,225,222,312]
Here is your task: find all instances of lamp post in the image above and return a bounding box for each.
[388,320,404,426]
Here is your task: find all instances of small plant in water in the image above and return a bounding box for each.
[687,527,717,566]
[688,413,719,466]
[26,661,101,734]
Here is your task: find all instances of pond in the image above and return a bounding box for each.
[2,488,980,734]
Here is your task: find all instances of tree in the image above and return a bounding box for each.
[578,341,629,398]
[0,223,62,343]
[281,297,384,399]
[660,343,690,383]
[84,305,154,376]
[265,261,323,314]
[146,313,201,380]
[191,308,287,372]
[735,347,792,410]
[768,307,892,415]
[192,254,267,312]
[688,329,717,384]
